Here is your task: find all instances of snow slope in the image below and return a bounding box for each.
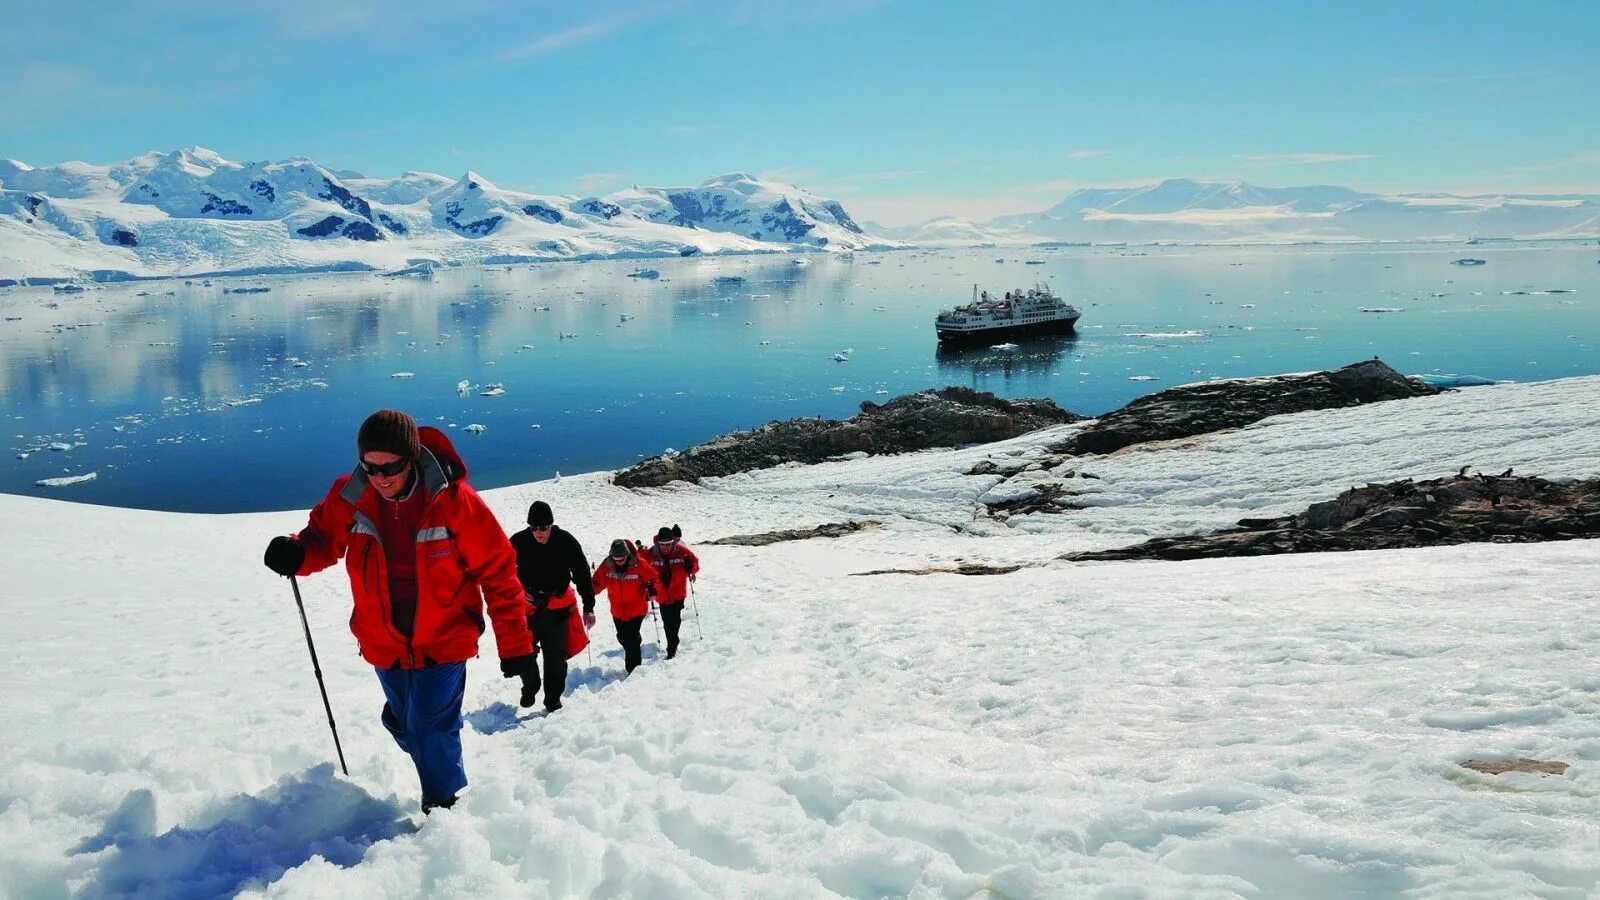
[2,377,1599,897]
[0,150,896,281]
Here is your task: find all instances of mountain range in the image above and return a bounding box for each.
[0,148,888,281]
[2,149,1597,281]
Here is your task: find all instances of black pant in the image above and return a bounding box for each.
[523,605,570,708]
[660,602,683,657]
[614,615,644,672]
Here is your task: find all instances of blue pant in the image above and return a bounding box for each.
[375,662,468,803]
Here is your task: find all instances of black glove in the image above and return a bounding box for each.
[581,594,596,615]
[264,536,304,577]
[500,653,537,679]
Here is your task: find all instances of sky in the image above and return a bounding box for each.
[2,0,1597,226]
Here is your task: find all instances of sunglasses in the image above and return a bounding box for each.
[359,457,411,478]
[532,524,554,532]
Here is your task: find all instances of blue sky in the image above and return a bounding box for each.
[3,0,1597,225]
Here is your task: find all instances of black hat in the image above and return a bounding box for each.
[357,409,420,461]
[609,539,629,558]
[655,526,675,542]
[527,501,554,527]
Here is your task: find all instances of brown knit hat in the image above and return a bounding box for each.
[357,409,420,460]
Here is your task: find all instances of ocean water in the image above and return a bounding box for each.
[2,242,1596,512]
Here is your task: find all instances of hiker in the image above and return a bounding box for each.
[508,501,596,712]
[261,409,535,814]
[591,539,662,673]
[640,525,699,660]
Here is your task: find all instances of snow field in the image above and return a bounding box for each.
[1,376,1599,896]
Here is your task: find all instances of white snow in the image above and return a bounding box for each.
[1,377,1599,896]
[0,149,898,281]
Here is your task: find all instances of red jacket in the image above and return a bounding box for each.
[641,541,699,604]
[592,552,662,620]
[292,427,532,669]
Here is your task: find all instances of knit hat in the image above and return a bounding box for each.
[655,526,675,542]
[609,539,629,559]
[357,409,420,461]
[527,501,554,527]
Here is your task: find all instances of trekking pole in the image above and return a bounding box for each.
[289,576,349,776]
[649,599,662,650]
[690,580,703,640]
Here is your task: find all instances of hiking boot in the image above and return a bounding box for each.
[544,698,562,714]
[519,681,540,709]
[421,795,457,815]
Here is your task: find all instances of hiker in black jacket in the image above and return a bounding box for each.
[508,501,597,711]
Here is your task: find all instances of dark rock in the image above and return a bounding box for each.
[850,563,1027,577]
[615,387,1082,488]
[705,521,878,546]
[984,482,1081,517]
[522,203,563,224]
[578,199,623,220]
[761,198,814,242]
[378,213,407,234]
[318,177,372,220]
[1052,359,1436,457]
[822,200,864,235]
[296,215,344,238]
[1066,473,1600,561]
[1460,759,1569,776]
[110,229,138,247]
[250,179,276,203]
[200,193,253,216]
[340,220,382,241]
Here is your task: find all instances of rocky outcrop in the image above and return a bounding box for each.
[850,563,1026,577]
[1051,359,1435,457]
[705,521,879,546]
[1065,472,1600,562]
[615,387,1081,488]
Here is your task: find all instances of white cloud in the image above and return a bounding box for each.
[1242,153,1375,166]
[502,11,651,60]
[1569,151,1600,164]
[1066,149,1108,161]
[571,172,629,193]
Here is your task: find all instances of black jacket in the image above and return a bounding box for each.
[510,525,596,611]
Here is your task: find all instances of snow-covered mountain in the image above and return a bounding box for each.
[974,178,1600,245]
[0,149,896,281]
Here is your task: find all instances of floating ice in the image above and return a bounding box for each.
[37,472,96,487]
[391,372,415,379]
[47,442,73,452]
[464,423,486,434]
[1129,375,1159,382]
[479,384,506,397]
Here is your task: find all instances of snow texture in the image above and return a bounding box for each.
[1,377,1599,896]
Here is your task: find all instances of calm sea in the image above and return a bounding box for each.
[2,242,1596,512]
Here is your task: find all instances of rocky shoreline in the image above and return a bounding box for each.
[614,387,1079,488]
[1065,472,1600,562]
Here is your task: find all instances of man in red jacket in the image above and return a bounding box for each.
[640,525,699,660]
[263,409,535,814]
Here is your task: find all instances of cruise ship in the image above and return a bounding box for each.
[934,284,1081,343]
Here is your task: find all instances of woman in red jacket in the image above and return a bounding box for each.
[263,409,535,814]
[640,525,699,659]
[592,539,663,673]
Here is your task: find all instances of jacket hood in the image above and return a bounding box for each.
[420,426,466,481]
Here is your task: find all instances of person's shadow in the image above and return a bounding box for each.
[73,764,415,899]
[466,650,656,735]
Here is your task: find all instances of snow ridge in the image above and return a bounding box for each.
[0,149,898,280]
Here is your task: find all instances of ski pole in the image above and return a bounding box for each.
[289,576,349,776]
[690,580,703,640]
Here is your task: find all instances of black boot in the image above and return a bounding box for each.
[421,794,456,815]
[519,675,540,709]
[544,696,562,714]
